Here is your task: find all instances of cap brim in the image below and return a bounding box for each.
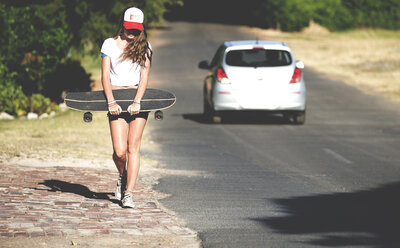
[124,22,143,31]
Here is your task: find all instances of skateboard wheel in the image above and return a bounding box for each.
[154,110,163,121]
[83,112,93,122]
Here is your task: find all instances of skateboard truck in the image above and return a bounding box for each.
[154,110,163,121]
[83,112,93,122]
[83,111,162,122]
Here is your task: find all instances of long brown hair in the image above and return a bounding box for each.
[114,8,152,67]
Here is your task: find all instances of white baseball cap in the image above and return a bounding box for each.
[124,7,144,31]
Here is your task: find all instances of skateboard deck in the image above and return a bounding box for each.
[65,88,176,112]
[65,88,175,122]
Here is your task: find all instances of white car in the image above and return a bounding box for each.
[199,40,306,124]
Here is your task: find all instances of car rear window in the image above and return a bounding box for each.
[225,49,292,67]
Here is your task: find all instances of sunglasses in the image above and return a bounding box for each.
[125,29,141,36]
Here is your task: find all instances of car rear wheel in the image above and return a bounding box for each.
[204,95,211,112]
[203,96,213,121]
[203,97,222,124]
[293,111,306,125]
[212,115,222,124]
[284,111,306,125]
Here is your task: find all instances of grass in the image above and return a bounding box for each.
[5,46,109,162]
[0,111,112,163]
[248,23,400,104]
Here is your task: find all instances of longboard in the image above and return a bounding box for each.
[65,88,176,122]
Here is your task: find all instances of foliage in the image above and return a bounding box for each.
[0,1,71,95]
[0,58,28,116]
[170,0,400,31]
[64,0,183,55]
[256,0,400,31]
[0,56,57,116]
[253,0,313,31]
[28,93,52,115]
[309,0,354,31]
[1,0,182,116]
[310,0,400,31]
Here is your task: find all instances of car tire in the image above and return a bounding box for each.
[212,115,222,124]
[284,111,305,125]
[203,96,214,122]
[293,111,306,125]
[203,96,222,124]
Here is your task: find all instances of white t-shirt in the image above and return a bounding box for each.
[100,38,151,87]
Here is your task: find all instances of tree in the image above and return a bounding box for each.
[0,0,70,94]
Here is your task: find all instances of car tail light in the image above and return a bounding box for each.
[217,67,229,83]
[289,67,302,84]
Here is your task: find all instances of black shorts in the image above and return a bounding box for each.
[107,112,149,123]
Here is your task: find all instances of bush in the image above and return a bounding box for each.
[309,0,355,31]
[0,60,28,116]
[28,94,52,115]
[277,0,313,31]
[168,0,400,31]
[1,56,58,117]
[0,81,29,117]
[289,0,400,31]
[0,1,71,95]
[345,0,400,30]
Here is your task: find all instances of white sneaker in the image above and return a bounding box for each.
[121,191,135,208]
[115,173,126,200]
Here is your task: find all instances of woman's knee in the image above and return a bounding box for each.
[113,148,127,160]
[127,141,141,155]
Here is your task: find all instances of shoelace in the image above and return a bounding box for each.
[122,192,134,207]
[124,190,134,197]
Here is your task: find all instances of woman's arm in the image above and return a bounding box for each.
[129,56,151,115]
[102,56,122,115]
[102,56,114,102]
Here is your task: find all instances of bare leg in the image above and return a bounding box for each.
[126,116,147,192]
[109,117,129,175]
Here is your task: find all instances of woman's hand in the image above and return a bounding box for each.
[127,101,141,115]
[108,102,122,115]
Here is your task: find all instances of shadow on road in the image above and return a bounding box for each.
[182,112,292,125]
[38,180,120,204]
[252,182,400,247]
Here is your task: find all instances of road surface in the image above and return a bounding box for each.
[143,22,400,248]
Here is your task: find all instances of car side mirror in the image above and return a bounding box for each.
[296,60,305,69]
[198,60,210,70]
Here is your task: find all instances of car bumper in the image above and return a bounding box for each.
[212,85,306,111]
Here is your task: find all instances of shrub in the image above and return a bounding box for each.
[0,60,28,116]
[28,94,52,115]
[304,0,349,31]
[277,0,313,31]
[0,2,71,95]
[0,81,29,117]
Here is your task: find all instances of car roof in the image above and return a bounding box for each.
[224,40,291,51]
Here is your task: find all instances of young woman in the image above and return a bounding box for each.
[100,7,152,208]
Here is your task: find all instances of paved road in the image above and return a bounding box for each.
[145,22,400,248]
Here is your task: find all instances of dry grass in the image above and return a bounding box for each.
[247,22,400,103]
[0,111,112,163]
